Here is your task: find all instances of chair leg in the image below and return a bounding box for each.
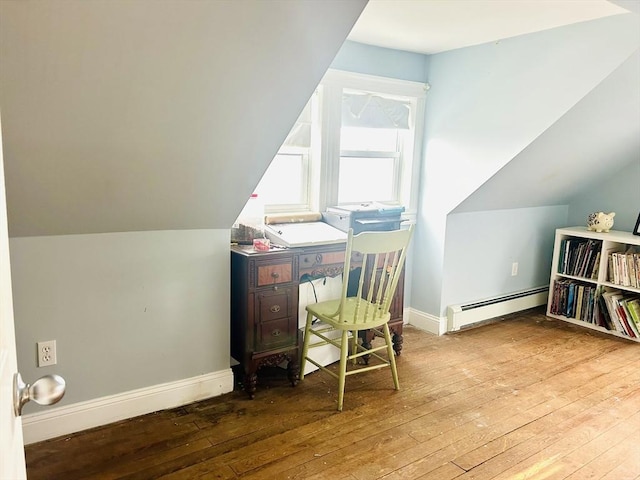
[383,323,400,390]
[299,311,314,380]
[350,330,358,365]
[337,330,349,411]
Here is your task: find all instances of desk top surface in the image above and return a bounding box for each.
[231,241,347,258]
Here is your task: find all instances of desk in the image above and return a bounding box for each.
[230,242,405,398]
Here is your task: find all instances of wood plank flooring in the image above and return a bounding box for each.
[25,307,640,479]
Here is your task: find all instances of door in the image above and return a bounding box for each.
[0,116,27,478]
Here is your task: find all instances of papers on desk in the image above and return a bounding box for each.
[265,222,347,248]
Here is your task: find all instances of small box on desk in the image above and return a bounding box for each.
[323,202,405,234]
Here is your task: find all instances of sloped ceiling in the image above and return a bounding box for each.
[454,49,640,213]
[0,0,366,236]
[348,0,628,54]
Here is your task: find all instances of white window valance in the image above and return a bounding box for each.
[342,93,410,129]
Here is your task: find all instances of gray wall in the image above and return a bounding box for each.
[0,0,366,236]
[1,0,365,410]
[10,230,229,411]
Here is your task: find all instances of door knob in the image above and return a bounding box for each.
[13,372,66,417]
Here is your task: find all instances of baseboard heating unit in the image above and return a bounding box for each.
[447,286,548,332]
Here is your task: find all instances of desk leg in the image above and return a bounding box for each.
[392,331,403,356]
[288,358,299,387]
[244,371,258,399]
[363,327,403,359]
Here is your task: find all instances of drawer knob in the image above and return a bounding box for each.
[271,329,282,337]
[270,305,281,313]
[271,272,280,279]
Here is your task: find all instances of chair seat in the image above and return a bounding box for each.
[306,297,391,331]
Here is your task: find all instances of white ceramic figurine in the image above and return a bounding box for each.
[586,211,615,233]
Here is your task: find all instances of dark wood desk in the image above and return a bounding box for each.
[230,242,405,398]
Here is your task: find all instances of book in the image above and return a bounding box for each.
[627,251,638,288]
[559,238,567,274]
[567,282,576,318]
[575,285,584,320]
[590,251,601,279]
[602,290,627,335]
[620,298,640,337]
[627,299,640,329]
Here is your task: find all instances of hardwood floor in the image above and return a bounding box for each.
[25,307,640,480]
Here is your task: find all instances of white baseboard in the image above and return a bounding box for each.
[22,369,234,445]
[406,308,446,336]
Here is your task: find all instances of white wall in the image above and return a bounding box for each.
[567,159,640,232]
[454,51,639,214]
[412,14,639,317]
[442,206,568,311]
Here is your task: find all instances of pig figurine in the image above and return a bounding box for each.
[587,211,615,233]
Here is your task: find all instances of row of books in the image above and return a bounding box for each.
[549,279,640,338]
[607,249,640,288]
[557,238,601,279]
[600,289,640,338]
[549,279,598,323]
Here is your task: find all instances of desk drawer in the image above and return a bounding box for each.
[257,262,292,287]
[257,290,291,322]
[299,251,364,279]
[256,318,296,351]
[300,251,344,268]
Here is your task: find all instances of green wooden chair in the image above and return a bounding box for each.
[299,225,414,411]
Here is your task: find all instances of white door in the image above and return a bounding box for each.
[0,116,27,478]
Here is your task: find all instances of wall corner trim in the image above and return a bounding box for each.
[406,308,446,336]
[21,369,234,445]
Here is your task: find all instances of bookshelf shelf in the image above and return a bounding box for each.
[547,226,640,343]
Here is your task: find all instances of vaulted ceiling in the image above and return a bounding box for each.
[349,0,631,54]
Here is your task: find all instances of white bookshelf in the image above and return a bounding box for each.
[547,226,640,343]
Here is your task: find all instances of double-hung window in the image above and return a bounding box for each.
[255,69,426,216]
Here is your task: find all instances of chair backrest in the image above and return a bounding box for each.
[335,225,415,326]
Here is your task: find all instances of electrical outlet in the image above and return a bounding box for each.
[37,340,57,367]
[511,262,519,276]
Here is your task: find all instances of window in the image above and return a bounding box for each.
[255,70,426,215]
[253,97,316,211]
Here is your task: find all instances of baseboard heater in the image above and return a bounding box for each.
[447,286,549,332]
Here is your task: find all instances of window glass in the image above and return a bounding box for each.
[254,153,306,206]
[338,90,412,205]
[253,97,315,210]
[338,156,396,203]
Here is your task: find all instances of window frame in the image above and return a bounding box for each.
[261,69,426,217]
